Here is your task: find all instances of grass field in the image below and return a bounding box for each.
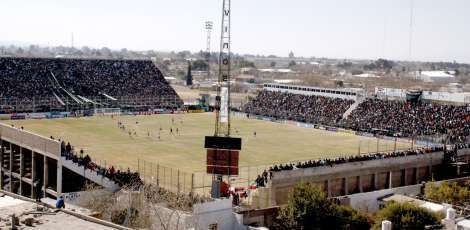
[3,113,410,173]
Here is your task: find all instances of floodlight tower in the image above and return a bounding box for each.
[205,21,213,80]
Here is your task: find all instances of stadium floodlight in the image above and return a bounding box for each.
[205,21,213,80]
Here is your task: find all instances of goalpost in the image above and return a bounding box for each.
[93,108,121,116]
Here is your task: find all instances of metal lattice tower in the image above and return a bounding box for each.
[205,21,213,80]
[214,0,231,137]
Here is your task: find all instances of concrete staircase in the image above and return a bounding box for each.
[61,157,120,192]
[342,97,365,119]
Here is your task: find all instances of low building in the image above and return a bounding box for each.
[416,71,456,83]
[352,73,380,78]
[0,192,119,230]
[258,68,294,73]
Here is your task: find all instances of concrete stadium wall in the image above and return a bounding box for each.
[0,123,60,159]
[344,176,470,213]
[0,123,63,199]
[270,149,470,205]
[344,184,423,213]
[61,157,119,191]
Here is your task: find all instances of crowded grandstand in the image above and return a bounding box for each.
[0,57,183,113]
[244,89,470,143]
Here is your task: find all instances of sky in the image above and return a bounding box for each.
[1,0,469,63]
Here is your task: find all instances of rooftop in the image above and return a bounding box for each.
[0,193,117,230]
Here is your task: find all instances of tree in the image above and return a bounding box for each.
[351,69,364,75]
[363,59,395,70]
[192,60,209,71]
[333,205,371,230]
[276,183,370,230]
[289,51,295,58]
[270,61,276,68]
[186,61,193,86]
[288,60,296,67]
[100,47,112,57]
[176,50,191,59]
[237,59,255,68]
[374,202,442,230]
[424,181,470,206]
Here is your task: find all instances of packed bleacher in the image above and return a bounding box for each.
[60,141,142,188]
[254,145,469,187]
[344,98,470,142]
[243,90,354,126]
[0,57,182,110]
[243,90,469,143]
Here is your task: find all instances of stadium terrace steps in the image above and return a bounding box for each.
[342,96,365,119]
[61,157,120,191]
[0,57,183,113]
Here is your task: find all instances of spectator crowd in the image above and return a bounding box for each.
[254,144,470,187]
[61,141,142,188]
[0,57,182,105]
[243,90,354,126]
[344,98,470,142]
[244,90,469,143]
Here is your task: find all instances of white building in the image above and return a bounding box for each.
[258,68,294,73]
[416,71,456,82]
[375,87,470,104]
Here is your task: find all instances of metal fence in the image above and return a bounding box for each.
[133,139,414,197]
[137,159,194,194]
[135,159,277,196]
[136,142,413,197]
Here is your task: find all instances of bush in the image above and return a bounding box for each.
[333,205,372,230]
[374,202,442,230]
[424,181,470,206]
[276,182,370,230]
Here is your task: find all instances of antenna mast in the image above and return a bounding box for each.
[204,0,241,198]
[214,0,231,137]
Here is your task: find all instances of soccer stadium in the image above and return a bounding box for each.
[1,56,468,187]
[1,54,470,226]
[1,1,470,229]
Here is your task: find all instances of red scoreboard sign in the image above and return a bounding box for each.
[206,149,239,175]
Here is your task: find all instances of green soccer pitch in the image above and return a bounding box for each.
[3,113,410,173]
